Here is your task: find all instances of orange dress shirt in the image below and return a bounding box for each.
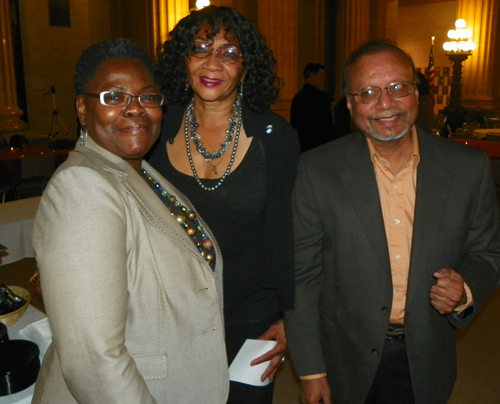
[367,127,471,324]
[367,128,420,324]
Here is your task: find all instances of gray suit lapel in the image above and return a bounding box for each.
[341,133,391,271]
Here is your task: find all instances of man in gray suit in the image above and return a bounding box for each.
[284,40,500,404]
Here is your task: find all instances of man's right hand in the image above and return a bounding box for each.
[300,377,332,404]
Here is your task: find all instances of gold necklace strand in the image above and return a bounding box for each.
[207,158,224,175]
[184,95,242,191]
[141,167,215,264]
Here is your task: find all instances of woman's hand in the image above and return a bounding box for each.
[250,320,287,381]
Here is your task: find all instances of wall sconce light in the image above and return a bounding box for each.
[196,0,210,9]
[441,19,475,130]
[443,19,476,54]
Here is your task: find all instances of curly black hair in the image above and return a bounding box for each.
[73,39,156,96]
[156,5,281,113]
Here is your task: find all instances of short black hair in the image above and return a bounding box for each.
[415,71,430,96]
[73,39,156,96]
[342,39,417,95]
[155,5,281,113]
[303,63,325,80]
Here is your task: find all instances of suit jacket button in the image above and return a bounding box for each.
[381,307,389,314]
[372,349,379,356]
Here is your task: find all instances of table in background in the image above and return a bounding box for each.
[0,306,47,404]
[0,145,71,201]
[472,128,500,139]
[0,145,71,162]
[449,136,500,193]
[450,136,500,158]
[0,197,41,266]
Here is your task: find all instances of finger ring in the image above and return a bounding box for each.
[281,357,286,364]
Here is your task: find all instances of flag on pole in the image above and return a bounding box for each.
[427,36,435,104]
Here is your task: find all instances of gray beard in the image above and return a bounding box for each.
[367,119,411,142]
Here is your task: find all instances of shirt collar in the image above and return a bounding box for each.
[366,125,421,168]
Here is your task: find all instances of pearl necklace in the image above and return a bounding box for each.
[184,95,242,191]
[187,97,239,161]
[141,167,215,264]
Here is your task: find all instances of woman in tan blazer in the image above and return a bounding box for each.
[32,39,228,404]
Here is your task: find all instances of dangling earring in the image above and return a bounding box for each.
[185,78,190,92]
[79,126,88,146]
[238,82,244,100]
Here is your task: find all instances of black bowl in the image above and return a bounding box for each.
[0,339,40,396]
[0,323,7,343]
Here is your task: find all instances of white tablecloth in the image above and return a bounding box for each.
[1,305,50,404]
[0,197,41,266]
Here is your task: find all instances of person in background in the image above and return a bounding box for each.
[333,95,353,138]
[415,71,434,133]
[290,63,336,152]
[285,39,500,404]
[32,39,228,404]
[149,5,299,404]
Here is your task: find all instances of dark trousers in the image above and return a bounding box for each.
[364,339,415,404]
[225,314,281,404]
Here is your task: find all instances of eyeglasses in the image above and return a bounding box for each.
[84,91,165,108]
[187,40,244,64]
[348,81,416,104]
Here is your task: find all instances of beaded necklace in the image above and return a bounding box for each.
[187,97,239,161]
[184,95,242,192]
[141,167,215,266]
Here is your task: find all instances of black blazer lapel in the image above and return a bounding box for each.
[407,132,453,305]
[341,133,391,271]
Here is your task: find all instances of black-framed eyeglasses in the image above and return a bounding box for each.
[187,40,244,65]
[84,91,165,108]
[348,81,416,104]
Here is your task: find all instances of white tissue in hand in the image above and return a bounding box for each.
[229,339,277,386]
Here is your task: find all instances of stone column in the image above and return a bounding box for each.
[0,0,27,134]
[313,0,326,65]
[257,0,298,120]
[370,0,398,41]
[456,0,499,109]
[150,0,189,54]
[333,0,371,98]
